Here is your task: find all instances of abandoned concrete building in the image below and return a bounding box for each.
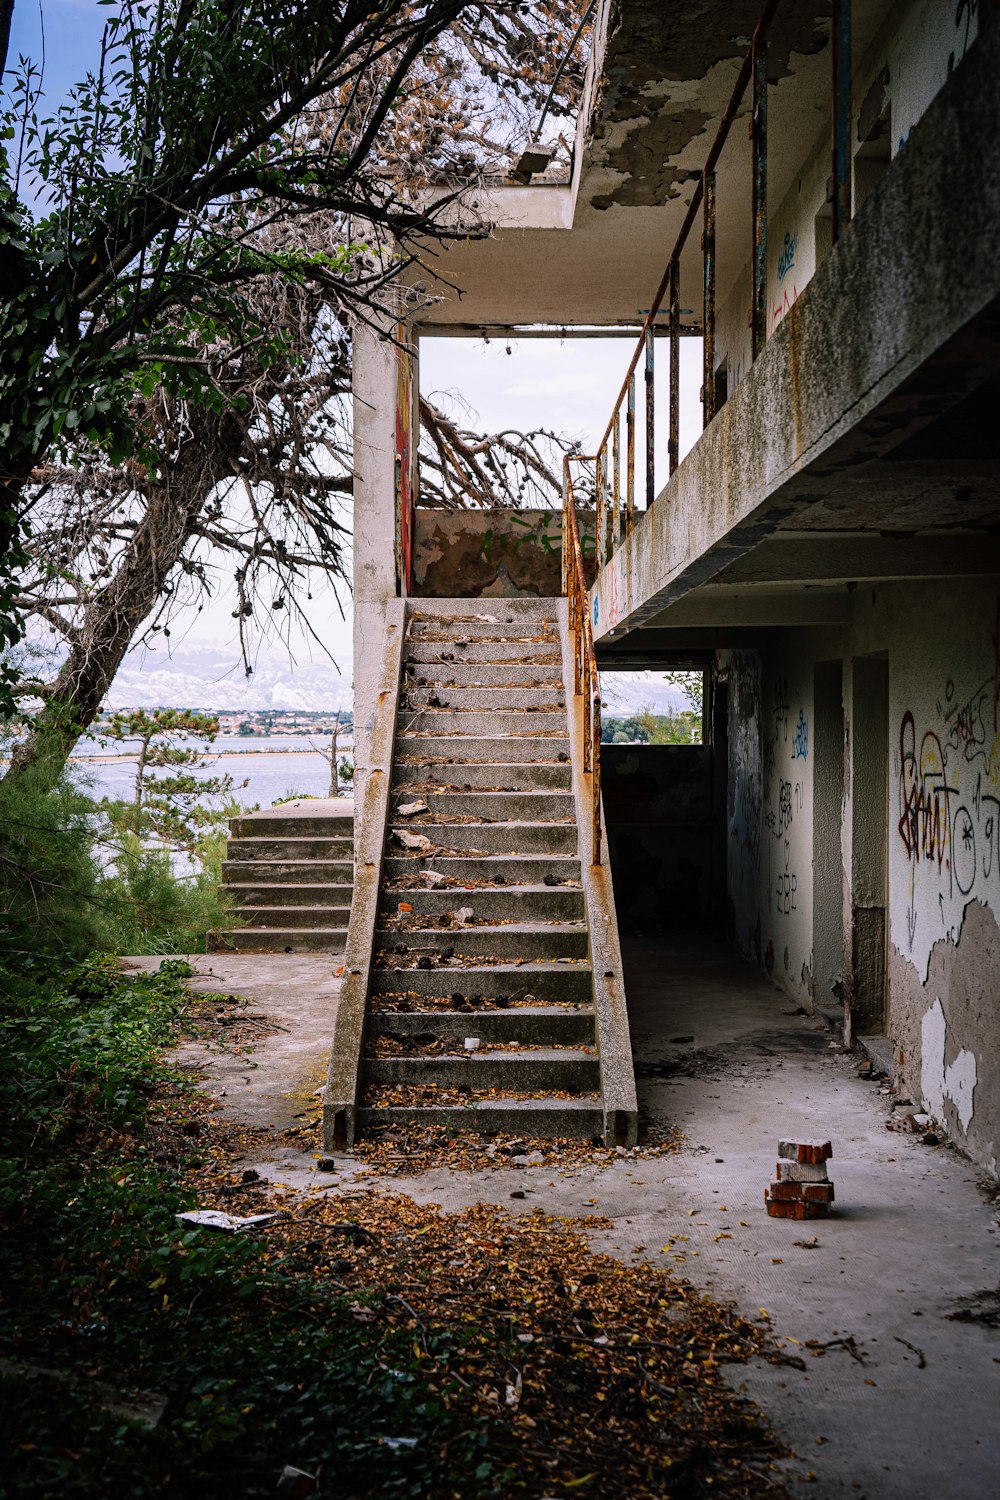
[326,0,1000,1181]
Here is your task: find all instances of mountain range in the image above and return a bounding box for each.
[105,646,352,712]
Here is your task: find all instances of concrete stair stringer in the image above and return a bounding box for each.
[556,596,639,1147]
[324,598,406,1150]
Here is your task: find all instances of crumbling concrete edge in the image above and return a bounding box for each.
[556,597,638,1147]
[323,597,406,1150]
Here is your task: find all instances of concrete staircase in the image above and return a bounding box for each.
[209,799,354,953]
[325,599,637,1147]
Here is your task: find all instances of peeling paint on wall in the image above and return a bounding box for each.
[412,510,595,598]
[920,997,977,1131]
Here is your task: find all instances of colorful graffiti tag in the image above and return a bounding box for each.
[897,601,1000,960]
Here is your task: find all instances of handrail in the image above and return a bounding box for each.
[562,457,602,865]
[585,0,860,577]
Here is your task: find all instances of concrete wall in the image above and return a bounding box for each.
[881,580,999,1173]
[601,744,720,931]
[722,578,1000,1175]
[352,318,403,815]
[715,0,979,399]
[725,644,815,1000]
[412,509,595,598]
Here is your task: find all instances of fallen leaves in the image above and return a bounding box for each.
[250,1188,791,1499]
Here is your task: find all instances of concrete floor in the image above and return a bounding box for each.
[133,938,1000,1499]
[123,953,340,1129]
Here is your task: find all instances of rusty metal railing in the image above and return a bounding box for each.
[562,458,602,866]
[588,0,854,574]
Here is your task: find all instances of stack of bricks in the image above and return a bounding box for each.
[765,1139,834,1219]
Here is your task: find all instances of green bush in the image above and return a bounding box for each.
[98,830,235,956]
[0,959,508,1499]
[0,763,109,960]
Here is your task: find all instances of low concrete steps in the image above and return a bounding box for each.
[209,800,354,954]
[336,599,631,1143]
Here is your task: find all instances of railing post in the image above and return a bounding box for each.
[644,325,655,508]
[595,450,606,574]
[702,168,716,426]
[612,412,621,546]
[561,470,569,597]
[603,441,613,562]
[751,32,768,361]
[668,257,680,476]
[592,680,602,866]
[832,0,853,244]
[626,372,636,534]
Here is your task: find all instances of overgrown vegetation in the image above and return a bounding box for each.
[602,708,702,746]
[0,957,518,1497]
[0,761,233,958]
[0,954,789,1498]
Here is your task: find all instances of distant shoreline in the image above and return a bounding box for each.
[69,747,336,763]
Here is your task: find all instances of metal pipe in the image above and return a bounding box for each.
[644,325,655,509]
[612,411,621,546]
[595,450,606,574]
[669,257,680,475]
[626,372,635,534]
[702,169,716,426]
[531,0,599,144]
[832,0,853,243]
[751,34,768,360]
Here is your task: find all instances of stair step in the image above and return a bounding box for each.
[404,686,565,711]
[398,709,567,736]
[396,735,569,763]
[408,617,558,642]
[237,904,351,929]
[406,641,561,665]
[369,1007,596,1045]
[357,1098,604,1138]
[392,761,571,791]
[405,662,564,687]
[227,883,354,908]
[231,814,354,838]
[382,886,584,920]
[388,821,578,854]
[227,836,354,860]
[376,922,588,959]
[366,1050,600,1090]
[392,790,575,821]
[208,928,348,953]
[371,963,592,1003]
[223,859,354,883]
[383,853,581,883]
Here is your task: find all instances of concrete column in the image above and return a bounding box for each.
[352,316,401,819]
[847,653,889,1043]
[813,659,845,1016]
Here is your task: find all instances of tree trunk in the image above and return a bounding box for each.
[328,711,341,797]
[3,407,245,792]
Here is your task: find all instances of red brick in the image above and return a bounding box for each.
[778,1139,833,1165]
[776,1160,830,1183]
[766,1199,830,1220]
[767,1180,805,1201]
[803,1181,835,1203]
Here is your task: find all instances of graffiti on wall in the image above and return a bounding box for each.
[896,599,1000,962]
[777,230,798,282]
[728,654,763,888]
[793,709,809,760]
[761,677,806,920]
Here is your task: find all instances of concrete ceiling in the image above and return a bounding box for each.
[416,1,886,332]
